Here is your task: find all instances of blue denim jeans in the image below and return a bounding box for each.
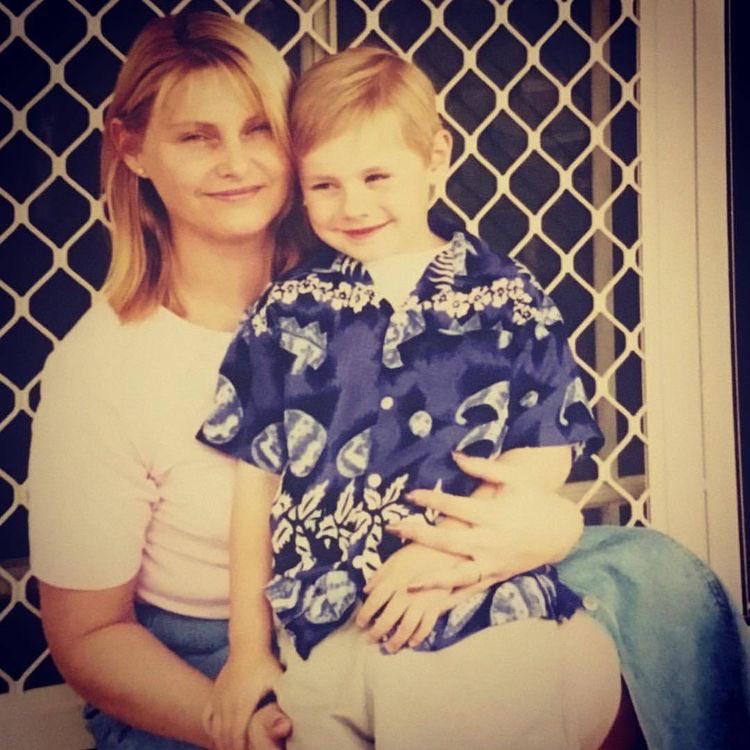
[85,604,229,749]
[558,525,750,750]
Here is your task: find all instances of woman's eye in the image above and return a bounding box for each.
[178,132,209,143]
[246,122,271,135]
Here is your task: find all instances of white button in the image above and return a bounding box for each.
[409,410,432,437]
[367,473,382,489]
[380,396,394,410]
[582,594,599,612]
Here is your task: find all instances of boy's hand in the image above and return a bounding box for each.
[356,542,465,652]
[361,586,455,653]
[203,653,283,750]
[247,702,292,750]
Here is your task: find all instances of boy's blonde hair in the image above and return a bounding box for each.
[101,12,294,321]
[290,46,442,163]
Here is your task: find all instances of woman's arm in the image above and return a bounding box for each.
[387,446,583,589]
[40,579,218,747]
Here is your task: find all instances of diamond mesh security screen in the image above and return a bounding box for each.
[0,0,643,694]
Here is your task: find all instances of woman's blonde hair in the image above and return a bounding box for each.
[290,46,442,163]
[101,12,295,320]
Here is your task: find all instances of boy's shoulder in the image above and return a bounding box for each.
[433,219,535,289]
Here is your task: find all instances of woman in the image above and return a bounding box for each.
[28,13,297,749]
[28,12,617,748]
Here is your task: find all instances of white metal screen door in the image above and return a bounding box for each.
[0,0,645,714]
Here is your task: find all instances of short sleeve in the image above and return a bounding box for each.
[197,301,288,474]
[502,286,603,461]
[29,346,157,589]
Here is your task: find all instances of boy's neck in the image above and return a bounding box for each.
[364,227,444,262]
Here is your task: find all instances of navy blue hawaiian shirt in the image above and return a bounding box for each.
[199,219,603,659]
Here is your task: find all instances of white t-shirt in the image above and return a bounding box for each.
[363,244,447,307]
[28,300,236,619]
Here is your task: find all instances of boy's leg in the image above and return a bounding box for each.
[559,611,623,748]
[275,619,374,750]
[368,612,620,750]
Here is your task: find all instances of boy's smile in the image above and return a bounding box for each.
[342,221,391,241]
[299,109,450,263]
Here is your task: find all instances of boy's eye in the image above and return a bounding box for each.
[365,172,389,183]
[309,181,334,191]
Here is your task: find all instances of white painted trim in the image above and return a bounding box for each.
[640,1,709,559]
[641,0,741,607]
[0,684,92,749]
[694,1,742,604]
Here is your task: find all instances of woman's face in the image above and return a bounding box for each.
[131,67,291,249]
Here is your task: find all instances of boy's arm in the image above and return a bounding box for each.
[204,462,283,750]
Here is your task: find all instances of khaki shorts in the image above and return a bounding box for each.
[275,609,620,750]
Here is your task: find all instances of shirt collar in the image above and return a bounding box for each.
[289,212,506,290]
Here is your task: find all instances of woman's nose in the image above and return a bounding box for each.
[216,138,248,177]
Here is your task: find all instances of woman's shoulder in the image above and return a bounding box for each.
[41,298,164,384]
[43,298,120,366]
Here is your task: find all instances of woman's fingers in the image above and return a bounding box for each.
[386,519,477,558]
[450,451,521,485]
[405,488,491,525]
[455,446,573,489]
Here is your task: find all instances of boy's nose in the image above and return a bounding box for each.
[340,186,371,219]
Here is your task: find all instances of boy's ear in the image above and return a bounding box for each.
[428,128,453,184]
[110,118,148,178]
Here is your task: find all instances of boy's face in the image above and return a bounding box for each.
[298,110,449,262]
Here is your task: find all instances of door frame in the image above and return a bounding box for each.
[641,0,742,604]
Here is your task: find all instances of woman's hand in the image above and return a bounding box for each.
[203,653,283,750]
[387,449,583,591]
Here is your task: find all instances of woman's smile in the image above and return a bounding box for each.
[205,184,265,201]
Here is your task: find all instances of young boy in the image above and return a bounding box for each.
[199,47,613,750]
